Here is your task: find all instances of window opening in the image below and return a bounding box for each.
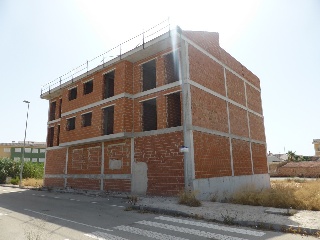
[82,112,92,127]
[69,87,77,101]
[164,51,180,84]
[49,101,56,121]
[48,127,54,147]
[57,125,60,146]
[103,71,115,99]
[102,106,114,135]
[66,117,76,131]
[142,98,157,131]
[83,80,93,95]
[166,92,181,128]
[58,99,62,118]
[142,59,156,91]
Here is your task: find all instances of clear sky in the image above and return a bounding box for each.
[1,0,319,155]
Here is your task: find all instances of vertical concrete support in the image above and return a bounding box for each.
[224,68,234,176]
[180,35,194,189]
[100,142,104,190]
[64,147,69,188]
[244,82,254,174]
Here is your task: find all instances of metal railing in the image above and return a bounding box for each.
[41,19,171,95]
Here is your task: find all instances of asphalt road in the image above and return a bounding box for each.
[0,186,316,240]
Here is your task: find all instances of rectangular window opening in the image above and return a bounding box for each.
[83,80,93,95]
[102,106,114,135]
[164,51,180,84]
[58,99,62,118]
[49,101,56,121]
[15,148,21,153]
[166,92,181,128]
[48,127,54,147]
[4,148,10,153]
[82,112,92,127]
[142,59,156,91]
[66,117,76,131]
[69,87,77,101]
[57,125,60,146]
[142,98,157,131]
[103,71,115,99]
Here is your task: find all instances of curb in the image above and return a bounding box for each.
[131,205,320,237]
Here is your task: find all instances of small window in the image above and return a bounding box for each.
[14,157,20,161]
[47,127,54,147]
[32,148,38,153]
[4,148,10,153]
[40,149,46,153]
[142,98,157,131]
[83,80,93,95]
[15,148,21,153]
[32,158,38,162]
[25,148,31,153]
[82,112,92,127]
[69,87,77,101]
[142,60,156,91]
[166,92,181,128]
[103,71,115,99]
[24,158,30,162]
[58,98,62,118]
[66,117,76,131]
[39,158,45,162]
[57,125,60,146]
[49,101,56,121]
[102,106,114,135]
[164,51,180,84]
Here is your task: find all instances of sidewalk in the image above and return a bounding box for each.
[131,196,320,236]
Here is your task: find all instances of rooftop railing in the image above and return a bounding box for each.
[41,19,171,95]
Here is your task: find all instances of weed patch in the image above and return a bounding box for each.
[231,180,320,210]
[178,190,201,207]
[22,178,43,188]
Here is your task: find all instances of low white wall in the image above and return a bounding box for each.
[193,174,270,201]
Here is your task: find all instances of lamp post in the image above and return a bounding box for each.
[19,100,30,187]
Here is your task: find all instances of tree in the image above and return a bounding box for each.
[287,151,296,161]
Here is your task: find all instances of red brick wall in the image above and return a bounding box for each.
[251,143,268,174]
[134,131,184,195]
[271,162,320,177]
[229,103,249,138]
[246,84,263,114]
[226,70,246,106]
[67,178,100,190]
[232,139,252,176]
[193,131,232,178]
[189,45,225,96]
[104,179,131,192]
[249,113,266,142]
[44,178,64,188]
[45,148,67,174]
[191,86,228,133]
[67,143,101,174]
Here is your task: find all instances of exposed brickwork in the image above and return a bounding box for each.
[249,113,266,142]
[189,45,225,96]
[134,131,184,195]
[226,70,246,106]
[104,139,131,174]
[45,148,67,174]
[67,178,100,190]
[193,131,232,178]
[191,86,228,133]
[104,179,131,192]
[246,83,263,114]
[228,103,249,138]
[44,178,64,187]
[232,139,252,176]
[251,143,268,174]
[68,143,101,174]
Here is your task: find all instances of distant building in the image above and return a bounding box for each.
[0,141,46,163]
[312,139,320,156]
[40,23,269,199]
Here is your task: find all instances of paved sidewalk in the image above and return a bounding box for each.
[131,196,320,236]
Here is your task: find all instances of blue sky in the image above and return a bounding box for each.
[1,0,319,155]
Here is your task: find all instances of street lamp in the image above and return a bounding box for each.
[19,100,30,187]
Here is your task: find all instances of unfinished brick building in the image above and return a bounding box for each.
[41,24,269,199]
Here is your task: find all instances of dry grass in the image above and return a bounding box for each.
[22,178,43,188]
[231,179,320,210]
[178,190,201,207]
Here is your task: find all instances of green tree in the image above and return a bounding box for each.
[287,151,296,161]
